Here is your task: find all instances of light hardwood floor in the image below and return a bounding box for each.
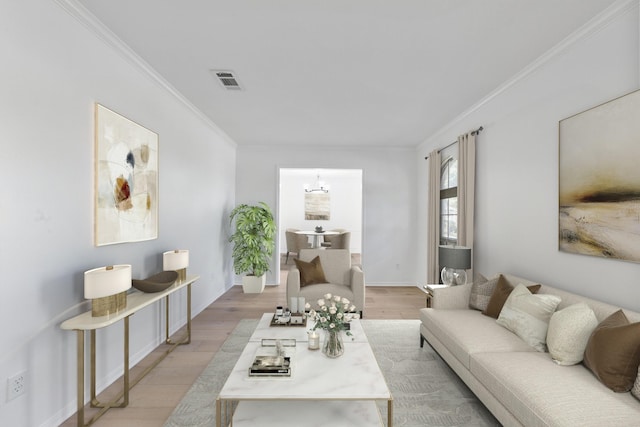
[61,259,425,427]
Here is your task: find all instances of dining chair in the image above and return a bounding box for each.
[285,228,312,263]
[320,229,347,248]
[323,231,350,250]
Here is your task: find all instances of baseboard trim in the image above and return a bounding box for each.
[365,282,417,287]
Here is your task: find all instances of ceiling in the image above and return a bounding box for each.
[79,0,617,148]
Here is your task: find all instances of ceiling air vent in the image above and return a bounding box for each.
[211,70,242,90]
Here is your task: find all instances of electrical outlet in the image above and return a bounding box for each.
[7,371,26,401]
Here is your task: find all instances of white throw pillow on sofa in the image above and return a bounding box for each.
[496,284,561,352]
[546,302,598,365]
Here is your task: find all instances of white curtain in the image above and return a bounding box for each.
[458,132,476,274]
[427,149,441,284]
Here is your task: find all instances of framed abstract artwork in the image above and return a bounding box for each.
[559,89,640,263]
[94,104,158,246]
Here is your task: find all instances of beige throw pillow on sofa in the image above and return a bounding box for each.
[469,274,499,311]
[546,303,598,365]
[496,284,561,352]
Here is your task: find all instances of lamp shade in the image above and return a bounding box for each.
[163,250,189,270]
[84,264,132,299]
[439,246,471,270]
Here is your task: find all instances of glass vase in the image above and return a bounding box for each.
[322,329,344,358]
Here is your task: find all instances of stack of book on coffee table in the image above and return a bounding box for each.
[249,355,291,377]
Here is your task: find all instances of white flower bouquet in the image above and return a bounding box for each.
[306,293,358,335]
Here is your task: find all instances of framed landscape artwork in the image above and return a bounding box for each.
[305,192,330,220]
[94,104,158,246]
[559,89,640,263]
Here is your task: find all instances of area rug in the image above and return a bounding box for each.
[164,319,499,427]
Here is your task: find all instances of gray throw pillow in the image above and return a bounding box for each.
[469,274,499,311]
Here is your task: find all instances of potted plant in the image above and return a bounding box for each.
[229,202,276,293]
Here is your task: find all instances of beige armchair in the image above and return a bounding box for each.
[285,228,311,263]
[286,249,365,316]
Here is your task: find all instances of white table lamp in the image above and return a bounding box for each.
[439,246,471,286]
[84,264,131,317]
[163,249,189,282]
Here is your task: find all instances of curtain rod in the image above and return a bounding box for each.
[424,126,483,160]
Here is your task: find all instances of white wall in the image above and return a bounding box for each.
[417,2,640,310]
[0,2,236,426]
[279,168,363,253]
[236,146,417,286]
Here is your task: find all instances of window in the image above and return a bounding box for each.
[440,155,458,245]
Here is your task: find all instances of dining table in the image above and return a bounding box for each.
[295,230,339,248]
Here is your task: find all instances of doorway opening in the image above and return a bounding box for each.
[277,168,363,284]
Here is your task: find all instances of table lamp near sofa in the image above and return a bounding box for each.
[439,245,471,286]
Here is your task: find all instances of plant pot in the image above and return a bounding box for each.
[242,274,266,293]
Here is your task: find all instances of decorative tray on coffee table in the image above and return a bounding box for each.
[269,314,307,327]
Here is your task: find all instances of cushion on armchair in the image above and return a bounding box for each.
[294,256,327,287]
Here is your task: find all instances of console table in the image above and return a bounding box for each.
[61,274,199,427]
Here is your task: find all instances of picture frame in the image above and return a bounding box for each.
[559,89,640,263]
[304,192,330,220]
[94,104,158,246]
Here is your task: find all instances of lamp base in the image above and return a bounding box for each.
[441,267,468,286]
[176,268,187,283]
[91,290,127,317]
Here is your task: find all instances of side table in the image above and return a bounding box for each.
[419,284,448,308]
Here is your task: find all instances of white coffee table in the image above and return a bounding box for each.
[216,315,393,426]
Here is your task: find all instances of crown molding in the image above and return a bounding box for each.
[237,143,416,152]
[418,0,638,151]
[52,0,237,148]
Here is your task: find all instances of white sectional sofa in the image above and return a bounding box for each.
[419,274,640,427]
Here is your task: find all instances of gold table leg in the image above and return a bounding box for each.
[216,398,221,427]
[388,397,393,427]
[77,331,84,427]
[166,283,192,345]
[76,317,131,427]
[89,318,130,410]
